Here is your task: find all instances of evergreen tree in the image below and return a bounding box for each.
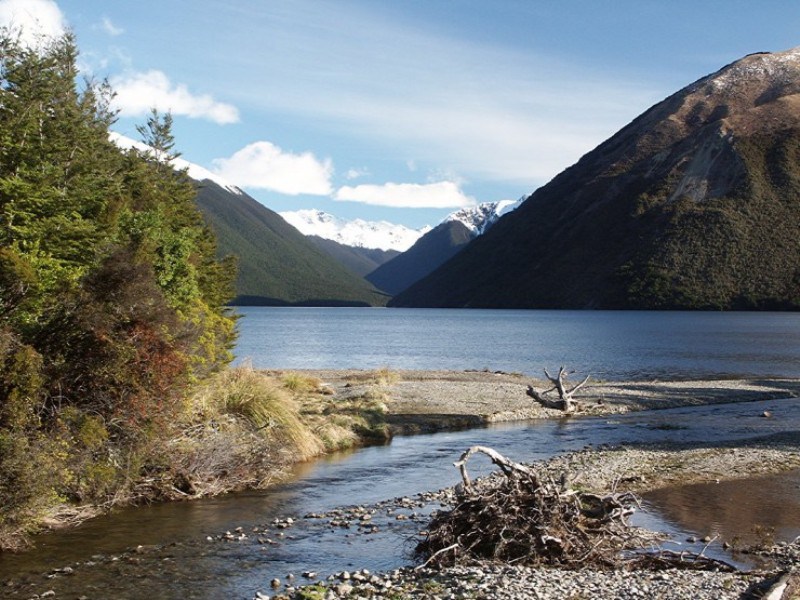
[0,30,237,543]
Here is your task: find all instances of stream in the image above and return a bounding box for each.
[2,396,800,599]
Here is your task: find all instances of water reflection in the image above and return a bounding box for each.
[2,398,799,598]
[643,469,800,546]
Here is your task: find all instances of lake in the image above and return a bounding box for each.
[233,307,800,379]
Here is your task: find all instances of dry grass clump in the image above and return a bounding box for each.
[346,367,399,387]
[281,371,324,393]
[195,365,324,460]
[301,388,391,451]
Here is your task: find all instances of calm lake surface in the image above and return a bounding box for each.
[234,307,800,379]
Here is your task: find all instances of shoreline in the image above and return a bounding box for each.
[275,368,800,435]
[5,369,800,599]
[265,369,800,599]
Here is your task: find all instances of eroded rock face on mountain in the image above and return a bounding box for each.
[392,48,800,310]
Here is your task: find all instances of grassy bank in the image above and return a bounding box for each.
[0,366,392,552]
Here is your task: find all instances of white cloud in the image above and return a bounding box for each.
[335,181,475,209]
[99,16,123,36]
[216,3,661,188]
[111,70,239,125]
[345,167,369,180]
[212,141,333,196]
[0,0,66,48]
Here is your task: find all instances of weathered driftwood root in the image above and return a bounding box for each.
[417,446,744,573]
[453,445,536,494]
[416,446,640,569]
[526,366,590,412]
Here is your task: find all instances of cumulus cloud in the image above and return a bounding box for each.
[0,0,66,48]
[335,181,475,209]
[111,70,239,125]
[212,141,333,196]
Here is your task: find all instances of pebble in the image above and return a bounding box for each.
[283,564,764,599]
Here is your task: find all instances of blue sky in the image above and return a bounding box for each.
[3,1,800,229]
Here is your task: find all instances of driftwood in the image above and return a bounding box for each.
[526,366,590,412]
[417,446,744,573]
[453,445,536,494]
[416,446,642,568]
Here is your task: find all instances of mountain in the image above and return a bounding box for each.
[306,236,400,277]
[111,133,388,306]
[392,48,800,310]
[279,209,428,252]
[442,199,523,235]
[366,200,522,296]
[194,182,389,306]
[366,221,474,296]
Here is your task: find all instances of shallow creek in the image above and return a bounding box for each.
[2,397,800,599]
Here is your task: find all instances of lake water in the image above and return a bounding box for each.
[234,307,800,379]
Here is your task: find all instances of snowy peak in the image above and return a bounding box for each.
[441,199,523,235]
[279,209,429,252]
[109,132,243,195]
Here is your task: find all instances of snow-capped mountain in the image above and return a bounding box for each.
[109,132,243,195]
[441,199,523,235]
[279,209,429,252]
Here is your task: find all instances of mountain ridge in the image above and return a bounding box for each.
[279,209,429,252]
[365,200,523,295]
[391,47,800,309]
[195,181,389,306]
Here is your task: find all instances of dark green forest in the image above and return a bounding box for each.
[0,33,238,548]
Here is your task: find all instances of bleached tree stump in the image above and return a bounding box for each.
[526,366,590,413]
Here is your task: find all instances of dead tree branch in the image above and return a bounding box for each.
[454,445,537,494]
[417,446,743,573]
[527,366,590,412]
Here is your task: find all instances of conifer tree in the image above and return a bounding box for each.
[0,30,237,543]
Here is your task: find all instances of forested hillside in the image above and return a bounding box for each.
[195,181,389,306]
[0,33,238,548]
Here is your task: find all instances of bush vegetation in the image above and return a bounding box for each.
[0,30,392,551]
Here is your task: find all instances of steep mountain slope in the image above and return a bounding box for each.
[306,235,399,277]
[365,200,523,296]
[392,48,800,309]
[195,181,389,306]
[366,220,475,296]
[280,209,427,252]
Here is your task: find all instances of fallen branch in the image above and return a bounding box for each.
[526,366,590,412]
[453,445,537,493]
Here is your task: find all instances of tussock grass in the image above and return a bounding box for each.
[194,365,323,460]
[281,371,323,393]
[346,367,399,387]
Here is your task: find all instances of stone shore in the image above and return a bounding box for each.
[254,370,800,600]
[284,369,800,434]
